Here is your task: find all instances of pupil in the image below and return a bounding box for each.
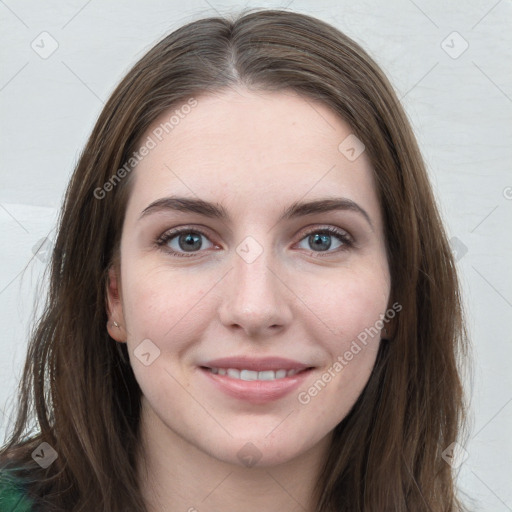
[179,233,201,251]
[311,233,331,251]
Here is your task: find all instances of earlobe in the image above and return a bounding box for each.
[106,265,127,343]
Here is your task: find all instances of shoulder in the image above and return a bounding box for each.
[0,470,35,512]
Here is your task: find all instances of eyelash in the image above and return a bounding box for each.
[154,226,353,258]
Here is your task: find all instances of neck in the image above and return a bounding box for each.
[136,398,331,512]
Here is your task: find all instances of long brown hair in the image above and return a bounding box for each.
[0,8,470,511]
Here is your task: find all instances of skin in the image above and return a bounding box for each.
[106,87,391,512]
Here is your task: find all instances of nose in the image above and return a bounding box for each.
[217,245,293,338]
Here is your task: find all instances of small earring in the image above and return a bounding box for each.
[113,321,120,328]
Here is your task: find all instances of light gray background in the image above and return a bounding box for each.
[1,0,511,509]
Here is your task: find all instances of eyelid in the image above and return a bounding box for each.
[299,224,352,241]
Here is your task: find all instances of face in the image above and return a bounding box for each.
[107,87,391,468]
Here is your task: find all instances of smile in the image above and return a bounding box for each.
[199,362,315,404]
[204,367,307,381]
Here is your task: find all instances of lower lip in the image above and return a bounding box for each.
[199,367,313,404]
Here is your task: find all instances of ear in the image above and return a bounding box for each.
[106,265,127,343]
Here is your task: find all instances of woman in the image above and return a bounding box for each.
[0,8,469,511]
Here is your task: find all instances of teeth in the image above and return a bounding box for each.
[257,370,276,381]
[208,367,304,381]
[240,370,258,381]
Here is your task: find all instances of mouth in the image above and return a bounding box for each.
[198,357,315,404]
[201,366,312,381]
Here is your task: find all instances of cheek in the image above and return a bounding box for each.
[296,274,387,426]
[121,266,216,395]
[121,263,217,347]
[299,263,389,395]
[302,261,390,341]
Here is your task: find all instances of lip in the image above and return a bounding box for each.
[201,356,311,372]
[199,357,314,404]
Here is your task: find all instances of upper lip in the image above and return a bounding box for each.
[201,356,313,372]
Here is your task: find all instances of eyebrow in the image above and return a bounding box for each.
[139,196,373,228]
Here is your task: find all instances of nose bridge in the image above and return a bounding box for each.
[218,234,292,334]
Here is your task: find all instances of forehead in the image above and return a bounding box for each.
[124,87,380,224]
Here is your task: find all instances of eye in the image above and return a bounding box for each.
[296,226,353,254]
[155,228,215,257]
[155,225,353,258]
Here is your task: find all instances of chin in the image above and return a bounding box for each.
[206,433,319,469]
